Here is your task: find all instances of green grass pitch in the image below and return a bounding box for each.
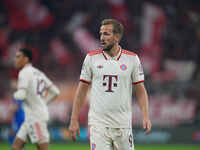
[1,142,199,150]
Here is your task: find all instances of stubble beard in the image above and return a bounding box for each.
[103,43,114,52]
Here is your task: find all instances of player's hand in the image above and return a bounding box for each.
[69,119,80,142]
[143,118,151,135]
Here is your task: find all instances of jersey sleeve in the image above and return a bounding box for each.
[42,73,53,88]
[80,54,92,84]
[132,55,144,84]
[17,70,30,89]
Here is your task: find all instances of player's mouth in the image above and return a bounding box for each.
[101,42,106,47]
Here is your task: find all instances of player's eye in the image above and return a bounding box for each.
[104,32,110,35]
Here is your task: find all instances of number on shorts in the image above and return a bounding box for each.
[129,134,133,147]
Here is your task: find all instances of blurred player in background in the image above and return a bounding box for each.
[9,99,25,145]
[12,48,60,150]
[69,19,151,150]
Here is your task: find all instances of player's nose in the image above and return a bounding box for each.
[100,34,105,41]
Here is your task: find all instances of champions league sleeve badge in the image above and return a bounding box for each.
[120,64,127,71]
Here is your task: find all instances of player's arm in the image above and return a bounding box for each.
[135,82,151,134]
[45,85,60,104]
[71,81,89,120]
[69,54,91,141]
[42,73,60,104]
[13,89,26,100]
[13,71,29,101]
[69,81,90,141]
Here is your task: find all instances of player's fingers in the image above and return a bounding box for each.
[143,120,147,129]
[72,131,77,142]
[145,127,151,134]
[88,125,91,137]
[69,131,73,138]
[78,129,80,136]
[69,127,73,136]
[145,122,151,134]
[148,121,152,130]
[69,127,77,141]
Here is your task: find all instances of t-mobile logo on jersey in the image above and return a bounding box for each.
[103,75,118,92]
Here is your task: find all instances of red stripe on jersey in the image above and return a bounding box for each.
[80,79,91,84]
[88,50,102,56]
[102,51,108,60]
[122,50,137,56]
[35,122,44,140]
[117,50,122,60]
[133,80,144,85]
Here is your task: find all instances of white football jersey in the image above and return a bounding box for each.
[17,64,53,122]
[80,48,144,128]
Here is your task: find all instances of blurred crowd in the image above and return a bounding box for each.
[0,0,200,124]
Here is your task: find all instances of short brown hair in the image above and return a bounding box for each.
[20,48,33,62]
[101,19,124,40]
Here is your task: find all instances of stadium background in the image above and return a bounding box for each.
[0,0,200,149]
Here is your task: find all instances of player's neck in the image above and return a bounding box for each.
[21,63,31,69]
[106,44,120,57]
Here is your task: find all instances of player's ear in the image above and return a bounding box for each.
[114,33,121,42]
[24,56,29,64]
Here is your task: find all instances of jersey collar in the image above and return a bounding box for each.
[102,46,122,61]
[23,63,32,69]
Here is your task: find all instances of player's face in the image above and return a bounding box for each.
[15,51,27,69]
[100,24,116,51]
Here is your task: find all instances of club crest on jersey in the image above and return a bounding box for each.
[120,64,127,71]
[97,65,103,69]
